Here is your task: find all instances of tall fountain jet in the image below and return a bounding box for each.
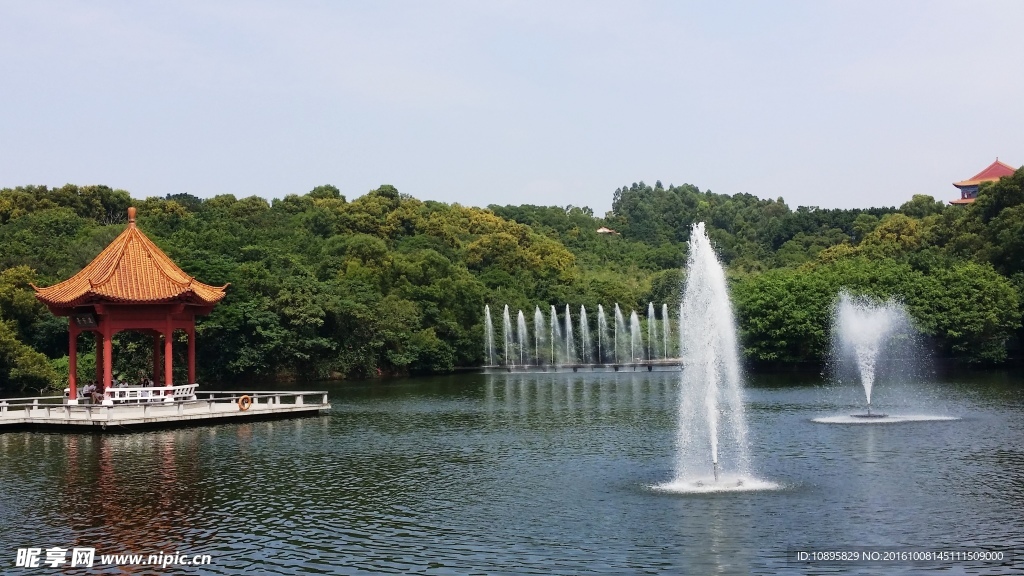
[647,302,657,361]
[596,305,608,364]
[579,305,591,364]
[484,305,495,366]
[502,305,513,366]
[664,222,753,489]
[550,305,562,366]
[661,303,671,360]
[564,304,576,365]
[629,310,642,363]
[534,306,545,366]
[835,292,908,418]
[613,304,626,364]
[516,310,528,367]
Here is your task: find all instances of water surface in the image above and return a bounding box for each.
[1,371,1022,575]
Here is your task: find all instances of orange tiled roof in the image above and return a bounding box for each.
[948,197,976,205]
[33,208,227,308]
[953,159,1017,188]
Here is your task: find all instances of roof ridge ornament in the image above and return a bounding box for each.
[128,206,137,227]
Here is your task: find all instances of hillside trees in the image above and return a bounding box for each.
[1,167,1023,393]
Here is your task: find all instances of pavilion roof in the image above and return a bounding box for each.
[33,208,227,308]
[953,159,1017,188]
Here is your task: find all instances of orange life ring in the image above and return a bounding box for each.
[238,395,252,411]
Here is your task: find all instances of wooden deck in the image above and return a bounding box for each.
[0,391,330,432]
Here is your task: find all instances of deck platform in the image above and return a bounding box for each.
[0,391,330,432]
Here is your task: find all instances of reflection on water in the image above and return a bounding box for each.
[0,372,1022,575]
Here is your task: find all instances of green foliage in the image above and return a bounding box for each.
[2,168,1023,387]
[0,319,58,393]
[734,258,1020,364]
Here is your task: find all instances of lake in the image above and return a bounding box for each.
[1,370,1022,574]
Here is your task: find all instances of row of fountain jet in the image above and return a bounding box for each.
[483,303,677,367]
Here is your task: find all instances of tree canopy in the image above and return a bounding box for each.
[1,168,1021,394]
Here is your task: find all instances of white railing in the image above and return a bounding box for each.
[0,396,65,414]
[105,384,197,404]
[200,391,329,407]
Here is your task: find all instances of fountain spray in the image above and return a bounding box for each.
[835,291,909,419]
[673,222,751,483]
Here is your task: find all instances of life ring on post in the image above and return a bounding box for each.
[238,395,253,411]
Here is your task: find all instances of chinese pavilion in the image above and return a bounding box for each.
[32,207,227,404]
[950,158,1017,205]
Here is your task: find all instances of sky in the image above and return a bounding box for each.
[1,1,1022,216]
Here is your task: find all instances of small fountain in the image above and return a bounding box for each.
[482,302,678,372]
[837,292,902,418]
[657,222,776,493]
[813,292,959,424]
[484,305,495,366]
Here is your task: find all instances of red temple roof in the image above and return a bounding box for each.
[33,207,227,308]
[953,158,1017,188]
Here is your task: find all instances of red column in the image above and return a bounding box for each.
[164,323,173,389]
[94,332,103,385]
[103,327,113,391]
[68,322,78,400]
[187,326,196,384]
[153,334,162,386]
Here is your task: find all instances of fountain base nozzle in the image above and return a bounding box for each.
[852,403,887,418]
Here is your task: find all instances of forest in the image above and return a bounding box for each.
[1,168,1022,394]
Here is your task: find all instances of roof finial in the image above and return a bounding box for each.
[128,206,136,226]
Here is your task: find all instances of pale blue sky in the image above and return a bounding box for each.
[2,1,1021,215]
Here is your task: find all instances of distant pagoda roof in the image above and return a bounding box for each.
[33,207,227,309]
[953,158,1017,188]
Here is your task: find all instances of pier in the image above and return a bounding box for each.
[0,391,330,432]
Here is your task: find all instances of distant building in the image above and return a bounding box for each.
[950,158,1017,205]
[596,227,619,235]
